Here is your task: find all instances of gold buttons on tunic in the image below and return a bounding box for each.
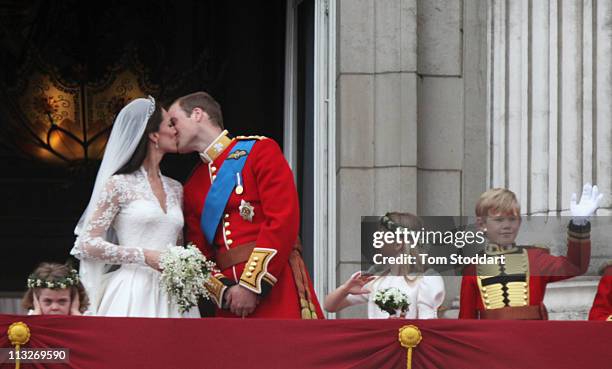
[246,272,253,277]
[211,166,217,173]
[253,257,259,262]
[224,214,229,219]
[224,222,230,227]
[226,239,233,245]
[225,230,231,236]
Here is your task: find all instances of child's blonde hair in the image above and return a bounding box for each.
[475,188,520,217]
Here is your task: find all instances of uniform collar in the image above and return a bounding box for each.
[485,242,518,255]
[199,130,233,163]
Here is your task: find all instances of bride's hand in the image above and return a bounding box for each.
[144,249,162,271]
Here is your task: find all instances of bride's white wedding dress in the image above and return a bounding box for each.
[71,166,199,318]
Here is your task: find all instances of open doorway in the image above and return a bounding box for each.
[0,0,299,304]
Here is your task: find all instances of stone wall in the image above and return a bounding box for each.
[334,0,611,319]
[335,0,488,317]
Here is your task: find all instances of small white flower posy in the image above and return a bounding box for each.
[373,287,410,318]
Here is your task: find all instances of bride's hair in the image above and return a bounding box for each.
[114,103,163,175]
[22,262,90,313]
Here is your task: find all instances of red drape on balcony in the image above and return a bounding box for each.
[0,314,610,369]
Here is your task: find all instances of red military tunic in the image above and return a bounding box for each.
[184,130,323,318]
[588,263,612,321]
[459,222,591,319]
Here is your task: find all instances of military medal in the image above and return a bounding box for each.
[235,173,244,195]
[239,200,254,222]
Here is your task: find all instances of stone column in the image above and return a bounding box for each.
[416,0,463,216]
[486,0,612,319]
[489,0,612,216]
[336,0,419,317]
[335,0,488,317]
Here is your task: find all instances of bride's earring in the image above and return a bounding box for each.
[155,141,159,150]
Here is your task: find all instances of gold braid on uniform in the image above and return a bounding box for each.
[204,272,236,308]
[236,135,267,141]
[239,248,278,295]
[477,247,529,310]
[567,220,590,244]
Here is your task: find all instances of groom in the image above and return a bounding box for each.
[169,91,323,319]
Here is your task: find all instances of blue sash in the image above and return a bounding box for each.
[200,140,256,244]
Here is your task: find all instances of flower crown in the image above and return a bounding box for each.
[380,214,407,232]
[27,269,80,290]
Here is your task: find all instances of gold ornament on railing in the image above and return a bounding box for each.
[398,325,422,369]
[7,322,31,369]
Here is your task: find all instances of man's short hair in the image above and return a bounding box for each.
[475,188,521,217]
[176,91,224,129]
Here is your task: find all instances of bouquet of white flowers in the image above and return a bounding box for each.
[159,243,216,314]
[373,287,410,317]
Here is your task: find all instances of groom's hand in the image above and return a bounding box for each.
[226,285,258,317]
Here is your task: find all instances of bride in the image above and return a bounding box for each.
[71,96,199,318]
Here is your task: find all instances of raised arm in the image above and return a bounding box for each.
[324,271,374,313]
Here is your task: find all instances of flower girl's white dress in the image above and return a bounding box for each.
[71,167,199,318]
[345,270,445,319]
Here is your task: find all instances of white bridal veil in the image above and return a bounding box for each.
[72,96,156,313]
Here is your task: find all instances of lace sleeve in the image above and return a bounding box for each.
[72,176,146,265]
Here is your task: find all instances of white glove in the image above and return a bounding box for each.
[570,183,603,225]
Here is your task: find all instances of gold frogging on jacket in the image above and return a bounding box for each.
[477,248,529,309]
